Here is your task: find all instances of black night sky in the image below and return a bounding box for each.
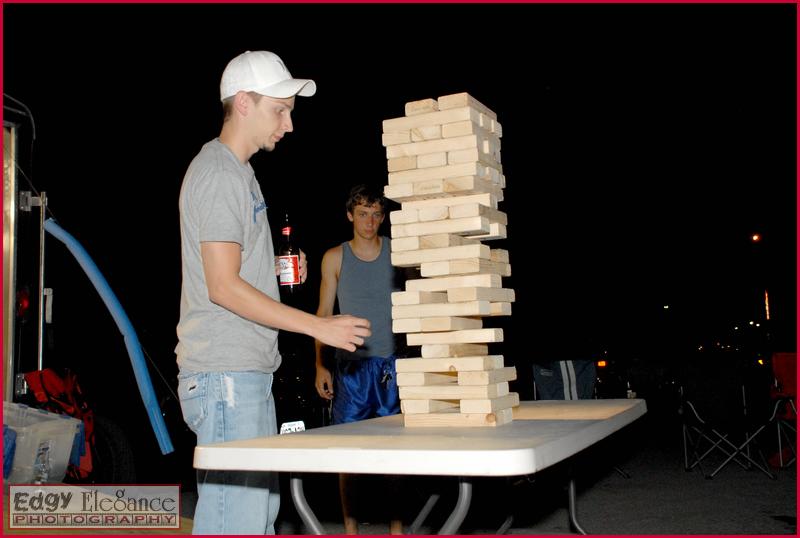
[3,3,796,482]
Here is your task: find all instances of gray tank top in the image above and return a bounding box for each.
[336,237,396,359]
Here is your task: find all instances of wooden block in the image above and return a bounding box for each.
[395,355,504,372]
[478,114,503,138]
[402,192,498,211]
[391,290,448,306]
[416,152,447,168]
[491,118,503,138]
[387,161,493,185]
[490,249,510,263]
[480,113,501,135]
[491,169,504,186]
[390,208,420,224]
[459,392,520,414]
[382,131,411,146]
[458,366,517,386]
[420,258,511,277]
[442,176,497,198]
[448,147,502,170]
[489,302,512,316]
[406,328,503,346]
[384,176,503,203]
[383,106,481,133]
[405,98,439,116]
[389,206,508,236]
[471,222,507,241]
[389,205,460,224]
[386,134,485,159]
[441,120,502,141]
[391,236,423,252]
[416,205,450,222]
[383,183,416,202]
[391,165,501,191]
[442,119,479,139]
[405,273,502,292]
[392,300,491,320]
[410,125,442,141]
[420,233,478,249]
[421,344,489,358]
[483,132,502,159]
[447,287,515,303]
[393,316,483,333]
[396,371,457,386]
[391,234,477,252]
[403,407,513,428]
[399,382,508,400]
[437,92,497,120]
[391,244,490,267]
[449,203,508,225]
[392,216,491,239]
[387,155,417,172]
[401,399,459,414]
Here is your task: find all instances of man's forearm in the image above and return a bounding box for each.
[209,275,317,336]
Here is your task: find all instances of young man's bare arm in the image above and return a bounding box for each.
[201,241,368,351]
[314,246,343,398]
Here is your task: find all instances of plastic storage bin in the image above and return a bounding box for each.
[3,401,81,484]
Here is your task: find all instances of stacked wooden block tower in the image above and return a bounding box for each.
[381,92,518,427]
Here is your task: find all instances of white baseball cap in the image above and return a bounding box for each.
[220,50,316,101]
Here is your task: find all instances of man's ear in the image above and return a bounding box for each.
[347,211,354,223]
[233,91,250,115]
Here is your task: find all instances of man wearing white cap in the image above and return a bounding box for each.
[176,50,371,534]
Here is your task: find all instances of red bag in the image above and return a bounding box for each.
[23,368,95,480]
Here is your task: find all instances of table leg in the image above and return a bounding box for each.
[408,492,441,534]
[290,474,325,535]
[438,477,472,535]
[568,477,587,535]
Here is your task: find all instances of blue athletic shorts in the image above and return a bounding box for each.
[331,356,400,424]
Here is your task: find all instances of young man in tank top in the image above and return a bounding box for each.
[314,184,403,534]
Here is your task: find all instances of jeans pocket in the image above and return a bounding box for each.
[177,372,207,434]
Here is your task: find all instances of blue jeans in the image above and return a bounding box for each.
[178,370,280,534]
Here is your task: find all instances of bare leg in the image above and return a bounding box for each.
[390,518,403,535]
[388,475,404,534]
[339,473,359,534]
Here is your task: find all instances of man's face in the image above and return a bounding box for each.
[250,94,295,152]
[348,201,385,240]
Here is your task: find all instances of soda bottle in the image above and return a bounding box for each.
[277,212,300,293]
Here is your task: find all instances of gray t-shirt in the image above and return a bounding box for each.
[175,138,282,373]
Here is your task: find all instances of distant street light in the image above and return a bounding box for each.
[749,232,769,320]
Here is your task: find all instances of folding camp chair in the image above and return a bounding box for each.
[768,352,796,468]
[680,353,776,479]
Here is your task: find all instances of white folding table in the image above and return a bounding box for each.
[194,399,647,534]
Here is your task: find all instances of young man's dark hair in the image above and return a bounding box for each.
[346,184,387,214]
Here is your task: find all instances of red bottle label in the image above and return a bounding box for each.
[278,255,300,285]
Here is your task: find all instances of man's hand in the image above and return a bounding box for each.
[298,249,308,283]
[315,365,334,400]
[273,249,307,283]
[313,315,371,352]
